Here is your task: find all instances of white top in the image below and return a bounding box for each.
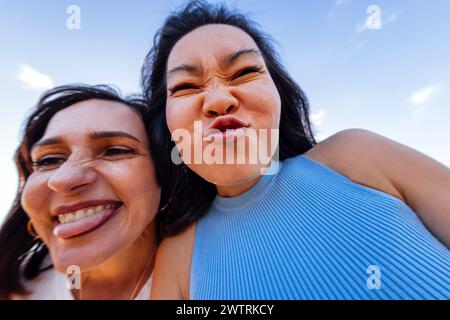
[13,258,152,300]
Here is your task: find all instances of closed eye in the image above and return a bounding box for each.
[232,65,263,79]
[31,156,66,171]
[168,83,200,95]
[103,147,136,157]
[168,66,263,94]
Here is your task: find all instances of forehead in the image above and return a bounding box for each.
[42,99,146,140]
[168,24,259,68]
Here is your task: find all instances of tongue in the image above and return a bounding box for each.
[53,208,118,239]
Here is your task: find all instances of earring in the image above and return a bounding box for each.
[27,220,39,239]
[158,199,171,214]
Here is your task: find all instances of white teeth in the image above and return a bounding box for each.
[75,210,85,220]
[57,203,119,224]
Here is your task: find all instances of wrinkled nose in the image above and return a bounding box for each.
[47,160,97,196]
[202,88,239,117]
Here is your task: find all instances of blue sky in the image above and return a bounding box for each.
[1,0,449,222]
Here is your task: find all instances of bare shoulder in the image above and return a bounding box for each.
[304,128,417,201]
[151,222,196,300]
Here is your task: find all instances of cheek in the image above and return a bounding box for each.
[99,160,151,187]
[21,174,54,243]
[261,80,281,117]
[21,174,50,221]
[123,160,160,226]
[240,80,281,127]
[98,159,160,209]
[165,104,179,134]
[166,97,200,133]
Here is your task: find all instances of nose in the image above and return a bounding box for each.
[202,87,239,117]
[47,160,98,196]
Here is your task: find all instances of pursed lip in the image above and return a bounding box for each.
[204,115,250,137]
[52,199,123,217]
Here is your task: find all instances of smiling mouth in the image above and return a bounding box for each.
[53,202,123,239]
[56,202,122,224]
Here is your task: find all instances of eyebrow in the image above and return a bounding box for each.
[221,48,261,68]
[167,48,261,79]
[167,63,200,78]
[32,137,63,150]
[90,131,141,142]
[32,131,141,151]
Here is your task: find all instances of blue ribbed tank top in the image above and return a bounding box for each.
[190,155,449,299]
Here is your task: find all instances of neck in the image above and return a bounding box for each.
[216,176,261,197]
[73,222,158,300]
[216,161,276,197]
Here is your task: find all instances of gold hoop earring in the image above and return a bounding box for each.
[27,220,39,239]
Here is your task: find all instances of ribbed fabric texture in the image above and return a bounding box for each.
[190,155,449,300]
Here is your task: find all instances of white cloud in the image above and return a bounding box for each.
[311,109,327,126]
[407,84,441,117]
[408,85,440,105]
[18,64,54,90]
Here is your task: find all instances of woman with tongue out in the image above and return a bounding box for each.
[143,2,449,300]
[0,85,165,299]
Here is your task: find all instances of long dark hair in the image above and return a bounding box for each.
[0,84,164,299]
[141,0,316,236]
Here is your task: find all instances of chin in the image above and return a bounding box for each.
[200,163,263,187]
[51,251,90,273]
[50,250,85,273]
[48,238,120,273]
